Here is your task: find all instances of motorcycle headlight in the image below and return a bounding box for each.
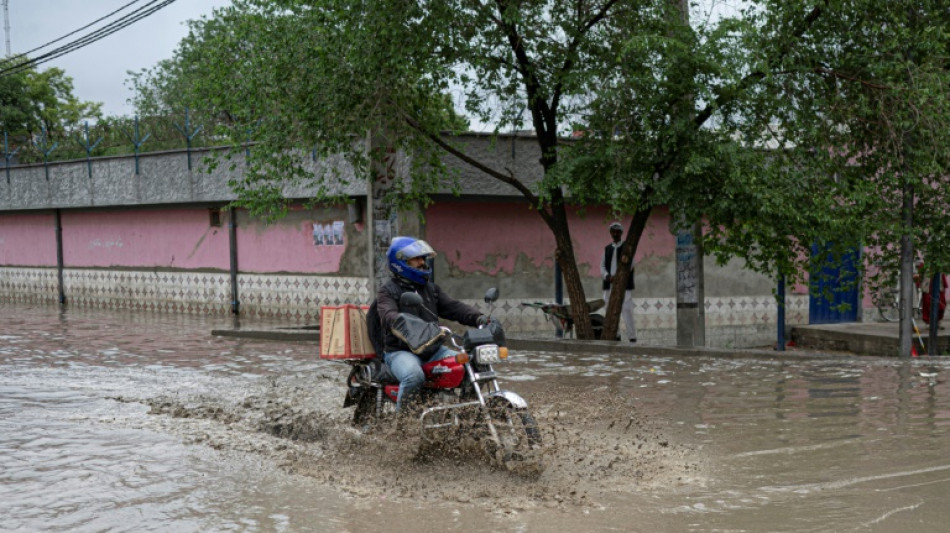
[473,344,508,364]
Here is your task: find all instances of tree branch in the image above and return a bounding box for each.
[694,1,828,128]
[551,0,622,113]
[400,111,548,222]
[492,0,553,140]
[810,67,891,90]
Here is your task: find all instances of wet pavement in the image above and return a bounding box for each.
[3,302,950,532]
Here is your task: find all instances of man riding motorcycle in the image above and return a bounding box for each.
[376,236,489,413]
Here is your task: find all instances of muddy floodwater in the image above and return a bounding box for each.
[3,303,950,532]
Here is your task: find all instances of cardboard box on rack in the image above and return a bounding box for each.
[319,304,375,360]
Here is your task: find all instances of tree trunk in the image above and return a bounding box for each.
[602,206,652,341]
[899,177,914,357]
[547,201,595,339]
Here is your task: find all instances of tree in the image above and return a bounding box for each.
[560,0,950,350]
[0,61,102,160]
[734,0,950,356]
[529,0,847,340]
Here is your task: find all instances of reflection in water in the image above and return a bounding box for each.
[3,302,950,532]
[0,305,347,532]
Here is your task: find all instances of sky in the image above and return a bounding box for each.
[8,0,232,117]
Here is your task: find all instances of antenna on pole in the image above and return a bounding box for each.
[3,0,10,57]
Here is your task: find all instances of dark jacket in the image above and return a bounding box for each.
[603,243,635,291]
[376,277,481,354]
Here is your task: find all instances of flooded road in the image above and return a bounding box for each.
[3,302,950,532]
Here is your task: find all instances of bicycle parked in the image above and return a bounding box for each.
[872,261,923,322]
[520,299,606,339]
[874,281,921,322]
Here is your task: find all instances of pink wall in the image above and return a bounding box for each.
[568,205,675,278]
[57,208,347,273]
[0,212,58,266]
[236,216,349,273]
[63,209,231,269]
[425,202,675,278]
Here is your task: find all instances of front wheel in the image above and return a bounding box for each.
[486,401,543,474]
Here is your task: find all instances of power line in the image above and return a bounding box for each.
[19,0,147,59]
[10,0,175,72]
[0,0,179,78]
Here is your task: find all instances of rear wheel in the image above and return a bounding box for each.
[352,388,391,426]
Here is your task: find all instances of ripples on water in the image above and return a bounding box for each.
[4,302,950,532]
[0,305,348,532]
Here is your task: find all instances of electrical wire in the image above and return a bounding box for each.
[6,0,176,73]
[0,0,180,78]
[17,0,146,59]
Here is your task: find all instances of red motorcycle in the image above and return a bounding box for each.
[341,288,542,468]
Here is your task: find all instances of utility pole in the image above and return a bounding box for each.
[673,0,706,348]
[3,0,10,57]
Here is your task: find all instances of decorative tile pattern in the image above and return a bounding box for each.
[0,267,59,304]
[0,267,372,322]
[0,266,810,347]
[238,274,371,322]
[461,294,809,348]
[64,269,233,315]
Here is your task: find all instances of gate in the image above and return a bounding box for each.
[809,244,861,324]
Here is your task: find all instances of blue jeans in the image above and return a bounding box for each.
[384,345,458,413]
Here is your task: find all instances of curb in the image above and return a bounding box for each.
[505,337,840,361]
[211,327,319,342]
[211,326,851,361]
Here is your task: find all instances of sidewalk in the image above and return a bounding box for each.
[212,317,950,358]
[790,320,950,357]
[210,324,863,360]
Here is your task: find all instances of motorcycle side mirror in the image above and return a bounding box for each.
[483,287,499,318]
[400,292,424,308]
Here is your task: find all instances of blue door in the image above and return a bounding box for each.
[809,244,861,324]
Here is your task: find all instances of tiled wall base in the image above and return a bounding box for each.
[65,269,233,315]
[0,267,369,322]
[1,266,804,348]
[238,273,370,321]
[0,267,59,305]
[463,294,809,349]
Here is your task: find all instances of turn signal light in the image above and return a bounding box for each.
[498,347,509,360]
[456,352,471,364]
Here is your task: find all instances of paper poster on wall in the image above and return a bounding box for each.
[374,220,391,250]
[675,230,698,304]
[332,220,344,245]
[312,223,325,246]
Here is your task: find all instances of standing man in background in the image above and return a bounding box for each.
[601,222,637,343]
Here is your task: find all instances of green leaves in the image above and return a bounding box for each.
[0,62,102,160]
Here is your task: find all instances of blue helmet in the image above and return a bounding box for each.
[387,236,436,285]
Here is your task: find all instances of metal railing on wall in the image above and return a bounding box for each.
[0,107,255,314]
[0,108,233,177]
